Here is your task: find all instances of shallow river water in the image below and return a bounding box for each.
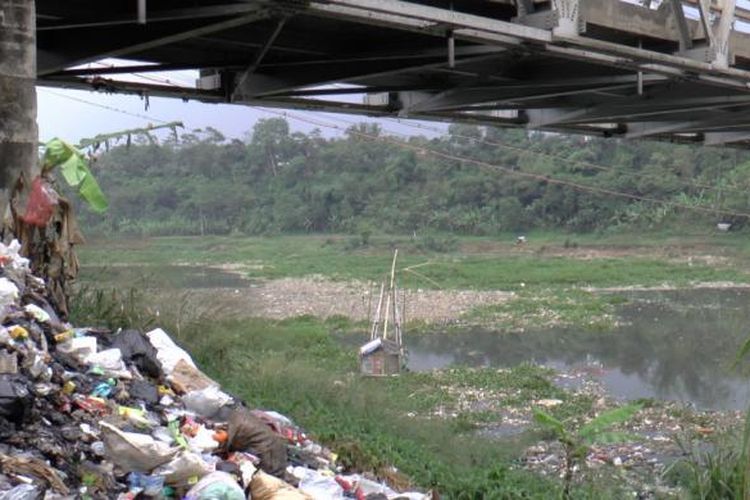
[80,263,750,411]
[404,288,750,411]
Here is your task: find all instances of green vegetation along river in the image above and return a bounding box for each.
[72,234,750,497]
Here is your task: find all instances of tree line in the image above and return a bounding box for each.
[69,117,750,237]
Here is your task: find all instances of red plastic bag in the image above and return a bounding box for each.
[22,177,58,227]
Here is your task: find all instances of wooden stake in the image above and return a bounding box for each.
[371,282,385,341]
[382,249,398,341]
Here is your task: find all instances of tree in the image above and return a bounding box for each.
[0,0,38,226]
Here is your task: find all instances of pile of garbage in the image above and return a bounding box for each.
[0,240,430,499]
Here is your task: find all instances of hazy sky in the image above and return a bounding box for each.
[36,86,450,145]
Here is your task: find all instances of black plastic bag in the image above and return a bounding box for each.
[0,375,31,424]
[110,330,161,379]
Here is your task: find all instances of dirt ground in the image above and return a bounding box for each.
[183,277,515,322]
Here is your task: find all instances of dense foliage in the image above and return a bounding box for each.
[72,118,750,236]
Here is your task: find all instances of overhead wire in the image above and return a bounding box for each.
[380,117,748,196]
[322,82,746,196]
[308,109,745,207]
[38,88,172,124]
[258,107,750,220]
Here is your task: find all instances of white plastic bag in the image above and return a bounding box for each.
[0,484,41,500]
[293,467,344,500]
[146,328,196,375]
[100,421,178,473]
[184,471,245,500]
[187,425,219,453]
[85,348,123,370]
[0,279,19,310]
[24,304,50,323]
[0,240,29,271]
[57,336,97,361]
[182,386,233,418]
[153,451,212,487]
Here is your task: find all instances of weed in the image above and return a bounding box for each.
[70,285,157,331]
[534,403,642,499]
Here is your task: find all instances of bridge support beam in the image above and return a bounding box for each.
[713,0,737,68]
[552,0,582,36]
[694,0,736,68]
[669,0,693,51]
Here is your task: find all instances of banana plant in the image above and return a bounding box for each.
[40,121,183,213]
[533,403,642,499]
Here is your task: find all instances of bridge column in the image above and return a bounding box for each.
[551,0,581,36]
[713,0,736,68]
[0,0,37,225]
[695,0,736,68]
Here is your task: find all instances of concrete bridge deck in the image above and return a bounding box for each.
[34,0,750,146]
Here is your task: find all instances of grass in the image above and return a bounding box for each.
[169,315,621,498]
[463,290,625,331]
[71,231,750,496]
[77,233,750,291]
[172,316,546,496]
[70,286,622,497]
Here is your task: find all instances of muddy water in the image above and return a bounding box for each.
[406,288,750,410]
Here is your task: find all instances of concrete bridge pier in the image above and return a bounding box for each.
[0,0,37,224]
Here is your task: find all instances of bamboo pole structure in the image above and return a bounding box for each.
[370,282,385,341]
[382,249,398,341]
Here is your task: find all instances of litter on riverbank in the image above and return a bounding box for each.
[0,241,431,499]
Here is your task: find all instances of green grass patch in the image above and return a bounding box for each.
[464,289,625,331]
[78,234,750,291]
[165,315,616,497]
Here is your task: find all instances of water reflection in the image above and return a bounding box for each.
[403,289,750,410]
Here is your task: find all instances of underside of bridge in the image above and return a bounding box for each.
[33,0,750,147]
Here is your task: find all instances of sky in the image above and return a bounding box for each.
[36,86,449,145]
[36,62,446,145]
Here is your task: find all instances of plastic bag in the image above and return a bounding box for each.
[0,240,29,271]
[85,348,131,378]
[187,424,219,453]
[250,471,311,500]
[146,328,196,375]
[110,330,162,379]
[24,304,50,323]
[0,375,31,424]
[0,484,41,500]
[293,467,344,500]
[100,421,178,473]
[184,471,245,500]
[0,279,19,310]
[85,349,123,370]
[57,336,97,361]
[153,451,212,487]
[182,386,232,419]
[21,177,58,227]
[128,472,165,496]
[129,379,159,404]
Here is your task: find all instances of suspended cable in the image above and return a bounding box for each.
[381,117,749,197]
[259,107,750,220]
[39,88,171,124]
